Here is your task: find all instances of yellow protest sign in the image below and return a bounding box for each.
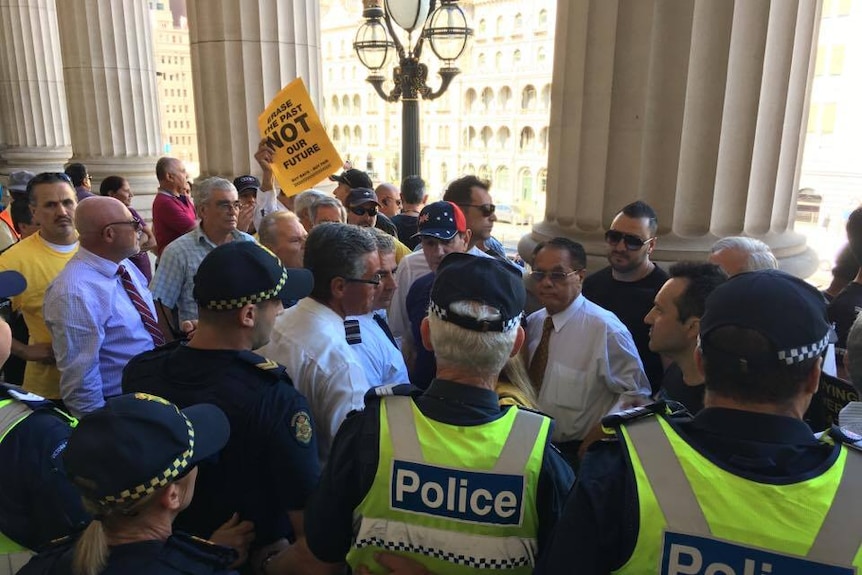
[258,78,342,197]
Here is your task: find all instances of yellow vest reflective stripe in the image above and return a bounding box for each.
[614,416,862,574]
[0,398,32,553]
[346,396,550,574]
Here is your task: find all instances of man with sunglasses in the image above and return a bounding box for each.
[443,175,508,259]
[151,177,255,339]
[344,187,412,262]
[43,196,163,417]
[582,201,669,392]
[258,223,378,465]
[0,172,79,402]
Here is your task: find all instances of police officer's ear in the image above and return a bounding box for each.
[420,316,433,351]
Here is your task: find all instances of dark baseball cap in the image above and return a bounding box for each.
[345,187,379,208]
[7,171,35,194]
[0,271,26,299]
[233,175,261,195]
[414,201,467,241]
[63,393,230,506]
[700,269,830,369]
[430,252,525,332]
[330,168,373,189]
[193,241,313,310]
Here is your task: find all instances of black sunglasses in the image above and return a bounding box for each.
[351,206,378,217]
[460,203,495,217]
[343,273,382,286]
[604,230,655,251]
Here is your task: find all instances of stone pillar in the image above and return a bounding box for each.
[0,0,72,173]
[187,0,322,179]
[525,0,821,276]
[55,0,161,206]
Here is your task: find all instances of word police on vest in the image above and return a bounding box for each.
[662,533,853,575]
[391,461,524,526]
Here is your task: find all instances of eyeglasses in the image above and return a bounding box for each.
[214,200,242,212]
[350,206,378,217]
[530,269,581,283]
[604,230,655,251]
[342,274,382,286]
[459,203,496,217]
[102,219,142,233]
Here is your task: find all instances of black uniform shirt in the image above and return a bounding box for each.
[122,344,320,546]
[305,379,575,564]
[535,407,841,575]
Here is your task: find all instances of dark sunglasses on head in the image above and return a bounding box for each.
[604,230,654,251]
[460,203,495,217]
[351,206,378,217]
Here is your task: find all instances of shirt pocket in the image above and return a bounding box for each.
[545,364,592,414]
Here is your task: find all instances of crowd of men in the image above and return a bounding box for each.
[0,149,859,575]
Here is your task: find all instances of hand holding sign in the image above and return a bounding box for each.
[257,78,343,197]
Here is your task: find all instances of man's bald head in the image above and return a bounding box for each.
[76,196,140,261]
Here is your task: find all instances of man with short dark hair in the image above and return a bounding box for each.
[63,163,93,201]
[345,188,411,262]
[258,223,379,464]
[124,241,318,565]
[0,172,79,400]
[538,270,862,574]
[152,156,196,257]
[527,237,650,466]
[268,253,574,575]
[645,262,727,414]
[582,200,669,392]
[391,175,426,250]
[443,174,506,257]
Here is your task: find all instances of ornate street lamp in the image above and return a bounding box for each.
[354,0,472,179]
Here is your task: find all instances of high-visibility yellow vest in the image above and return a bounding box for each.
[346,395,551,574]
[0,398,32,554]
[613,415,862,574]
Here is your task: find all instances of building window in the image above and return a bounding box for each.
[514,49,522,65]
[519,127,535,150]
[519,168,533,200]
[498,86,512,110]
[441,161,448,184]
[495,51,503,70]
[478,19,486,34]
[541,84,551,109]
[538,169,547,195]
[353,94,361,114]
[481,87,494,111]
[481,126,493,148]
[464,88,477,113]
[521,85,536,110]
[496,15,504,36]
[540,127,549,150]
[514,13,523,30]
[497,127,510,149]
[537,47,547,62]
[538,9,548,28]
[496,166,510,197]
[479,165,490,181]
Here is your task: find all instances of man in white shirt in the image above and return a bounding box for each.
[348,229,409,387]
[258,223,379,464]
[526,237,651,466]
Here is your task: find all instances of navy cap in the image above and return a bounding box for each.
[430,252,525,332]
[193,242,313,310]
[414,201,467,241]
[330,168,373,189]
[233,175,261,195]
[7,171,35,194]
[700,269,830,368]
[63,393,230,506]
[346,187,379,208]
[0,270,25,299]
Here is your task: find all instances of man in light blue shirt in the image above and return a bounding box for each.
[150,177,255,338]
[44,196,163,417]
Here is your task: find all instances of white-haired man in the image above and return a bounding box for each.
[708,236,778,276]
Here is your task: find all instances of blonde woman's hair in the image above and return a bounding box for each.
[496,354,538,409]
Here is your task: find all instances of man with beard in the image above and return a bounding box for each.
[582,201,668,392]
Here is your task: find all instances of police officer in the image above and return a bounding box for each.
[269,253,574,574]
[536,269,862,574]
[18,393,235,574]
[0,270,88,553]
[122,241,320,572]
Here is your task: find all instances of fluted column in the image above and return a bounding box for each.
[55,0,161,201]
[526,0,821,276]
[187,0,322,179]
[0,0,71,172]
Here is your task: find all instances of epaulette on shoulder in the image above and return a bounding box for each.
[828,424,862,453]
[236,350,287,379]
[364,383,418,403]
[601,401,670,431]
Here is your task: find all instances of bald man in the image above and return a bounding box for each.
[44,196,164,416]
[375,183,402,219]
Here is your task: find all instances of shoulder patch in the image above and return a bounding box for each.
[364,383,416,402]
[291,411,313,445]
[236,350,286,379]
[255,359,279,371]
[601,401,667,428]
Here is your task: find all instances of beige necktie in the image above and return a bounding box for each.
[528,316,554,392]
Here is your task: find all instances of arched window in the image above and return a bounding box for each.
[519,127,535,150]
[478,52,486,67]
[478,19,486,34]
[481,87,494,111]
[464,88,477,113]
[497,127,511,149]
[441,161,449,184]
[496,15,504,36]
[537,47,547,62]
[332,126,341,142]
[498,86,512,111]
[519,168,533,200]
[464,163,476,175]
[521,85,536,109]
[541,84,551,109]
[343,125,351,146]
[514,49,522,65]
[478,165,491,182]
[514,13,523,29]
[464,126,477,148]
[481,126,493,148]
[496,166,511,197]
[495,51,503,70]
[342,95,350,110]
[354,126,362,141]
[538,9,548,28]
[540,127,549,150]
[353,95,361,114]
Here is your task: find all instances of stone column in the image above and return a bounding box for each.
[187,0,322,179]
[55,0,161,205]
[526,0,821,276]
[0,0,72,173]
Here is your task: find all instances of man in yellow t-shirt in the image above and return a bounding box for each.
[0,173,78,399]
